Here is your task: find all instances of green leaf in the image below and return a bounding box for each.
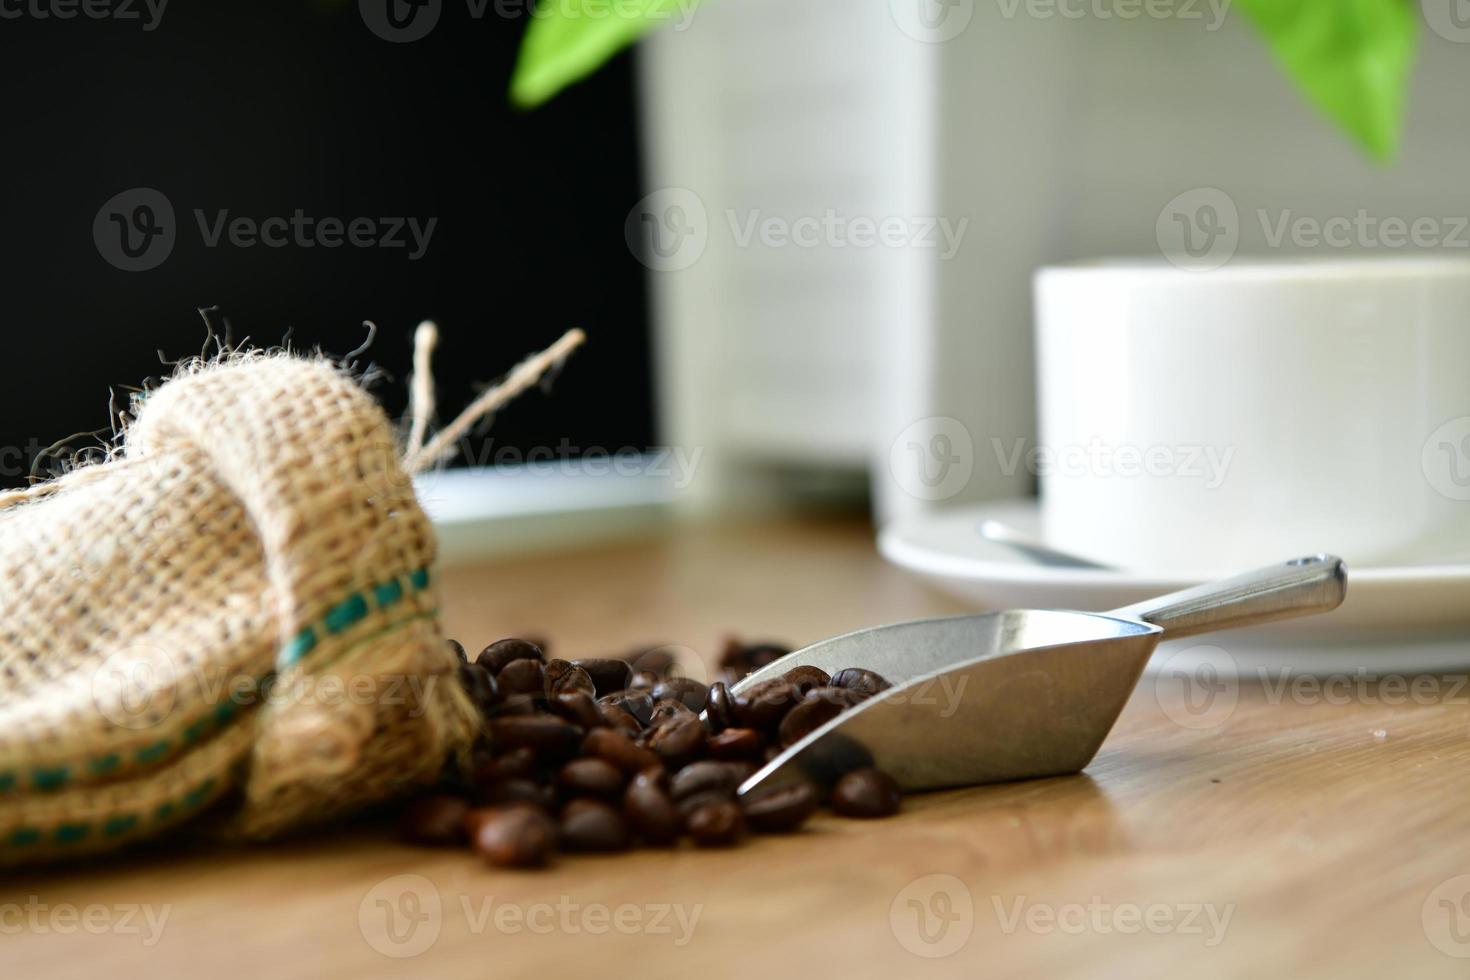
[510,0,698,108]
[508,0,1418,165]
[1234,0,1418,162]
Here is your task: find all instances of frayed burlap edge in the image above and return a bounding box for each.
[0,327,584,862]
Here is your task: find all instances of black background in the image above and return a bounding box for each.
[0,0,653,488]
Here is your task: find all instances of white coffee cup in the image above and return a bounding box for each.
[1033,257,1470,572]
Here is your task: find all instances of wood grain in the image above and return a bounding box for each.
[6,518,1470,978]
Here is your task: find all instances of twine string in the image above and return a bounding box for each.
[402,327,586,475]
[405,321,439,460]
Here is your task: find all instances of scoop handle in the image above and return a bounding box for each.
[1107,555,1347,640]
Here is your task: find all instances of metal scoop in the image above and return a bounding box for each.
[731,555,1347,798]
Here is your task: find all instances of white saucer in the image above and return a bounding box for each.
[878,499,1470,671]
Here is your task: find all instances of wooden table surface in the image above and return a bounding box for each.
[8,518,1470,978]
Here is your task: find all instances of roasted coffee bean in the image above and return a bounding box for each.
[398,795,469,846]
[704,681,737,733]
[668,770,750,819]
[651,677,709,712]
[582,728,662,775]
[543,657,573,687]
[493,694,542,717]
[447,639,468,663]
[474,746,536,785]
[670,760,738,802]
[706,727,763,761]
[549,691,603,730]
[647,713,706,769]
[627,670,660,693]
[830,667,892,698]
[487,715,584,757]
[739,781,819,833]
[477,638,545,674]
[777,694,848,748]
[557,757,626,799]
[733,679,802,731]
[805,685,868,709]
[560,799,630,852]
[478,777,557,811]
[546,659,596,698]
[550,690,602,729]
[685,800,746,847]
[599,690,655,726]
[721,760,760,785]
[572,658,632,698]
[677,790,733,819]
[633,765,670,792]
[461,805,497,838]
[458,662,501,716]
[497,658,548,699]
[782,664,831,692]
[473,805,557,868]
[553,669,594,698]
[648,698,694,727]
[831,767,901,818]
[598,702,643,736]
[621,691,656,726]
[623,771,680,845]
[416,636,911,867]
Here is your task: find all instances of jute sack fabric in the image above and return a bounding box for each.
[0,352,482,863]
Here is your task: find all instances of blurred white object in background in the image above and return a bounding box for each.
[417,459,673,564]
[637,3,1470,524]
[637,0,945,516]
[1036,257,1470,570]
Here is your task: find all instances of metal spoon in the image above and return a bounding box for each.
[731,555,1347,798]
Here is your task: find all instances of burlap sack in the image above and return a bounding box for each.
[0,352,486,863]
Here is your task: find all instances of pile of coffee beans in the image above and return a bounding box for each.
[398,636,904,868]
